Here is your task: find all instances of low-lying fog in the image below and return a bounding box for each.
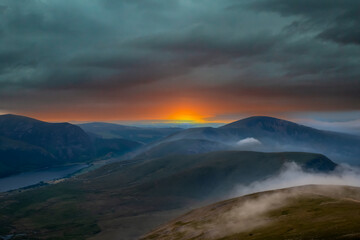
[201,162,360,238]
[163,163,360,239]
[232,162,360,197]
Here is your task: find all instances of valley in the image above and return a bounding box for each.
[0,163,88,192]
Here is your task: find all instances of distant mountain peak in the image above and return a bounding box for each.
[220,116,302,129]
[0,113,44,123]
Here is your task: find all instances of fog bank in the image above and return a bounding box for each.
[233,162,360,197]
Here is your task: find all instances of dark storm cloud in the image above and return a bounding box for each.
[251,0,360,45]
[0,0,359,119]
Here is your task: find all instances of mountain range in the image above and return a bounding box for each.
[1,114,359,177]
[143,116,360,165]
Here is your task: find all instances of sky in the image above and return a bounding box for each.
[0,0,359,131]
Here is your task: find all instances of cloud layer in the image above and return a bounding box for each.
[0,0,359,121]
[236,137,262,149]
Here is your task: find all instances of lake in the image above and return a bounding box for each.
[0,164,88,192]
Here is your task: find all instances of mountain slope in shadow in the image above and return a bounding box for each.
[0,114,94,177]
[0,115,143,177]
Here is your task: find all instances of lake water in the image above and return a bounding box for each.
[0,164,88,192]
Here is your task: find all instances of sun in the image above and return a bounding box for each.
[168,110,206,123]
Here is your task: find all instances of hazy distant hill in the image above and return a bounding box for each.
[78,122,182,144]
[92,137,143,158]
[142,185,360,240]
[157,116,360,165]
[135,138,230,159]
[0,151,336,239]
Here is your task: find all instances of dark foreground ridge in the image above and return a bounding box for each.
[142,185,360,240]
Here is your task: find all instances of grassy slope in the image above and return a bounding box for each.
[0,181,100,240]
[142,185,360,240]
[0,152,336,239]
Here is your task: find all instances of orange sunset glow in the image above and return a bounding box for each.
[11,96,337,124]
[168,111,207,123]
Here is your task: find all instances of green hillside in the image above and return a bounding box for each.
[0,151,336,240]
